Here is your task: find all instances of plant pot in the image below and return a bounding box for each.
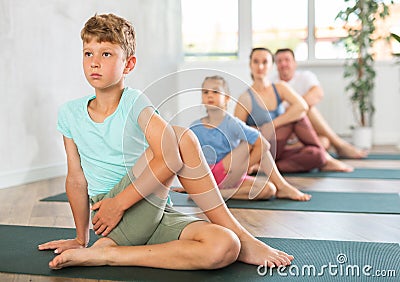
[352,127,372,149]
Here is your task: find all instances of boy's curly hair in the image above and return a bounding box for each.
[81,13,135,58]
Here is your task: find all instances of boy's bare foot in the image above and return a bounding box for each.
[49,247,106,269]
[237,234,294,267]
[275,183,311,201]
[336,142,368,159]
[321,156,354,172]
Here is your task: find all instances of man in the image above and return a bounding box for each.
[273,48,367,159]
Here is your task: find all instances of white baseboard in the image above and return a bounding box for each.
[0,163,67,189]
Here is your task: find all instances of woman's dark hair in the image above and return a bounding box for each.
[249,47,274,80]
[250,47,274,63]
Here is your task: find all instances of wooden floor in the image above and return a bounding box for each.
[1,146,400,281]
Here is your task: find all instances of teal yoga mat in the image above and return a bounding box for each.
[330,152,400,160]
[1,225,399,281]
[41,191,400,214]
[284,168,400,180]
[168,191,400,214]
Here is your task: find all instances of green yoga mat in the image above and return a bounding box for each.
[330,152,400,160]
[1,225,399,281]
[41,191,400,214]
[284,168,400,180]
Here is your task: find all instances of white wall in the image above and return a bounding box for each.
[0,0,182,189]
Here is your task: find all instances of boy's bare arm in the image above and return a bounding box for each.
[92,107,183,236]
[38,136,89,253]
[64,137,90,245]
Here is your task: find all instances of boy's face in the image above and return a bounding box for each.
[82,38,135,90]
[201,79,229,110]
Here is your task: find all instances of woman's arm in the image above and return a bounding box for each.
[272,82,308,128]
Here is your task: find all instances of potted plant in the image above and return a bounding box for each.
[336,0,392,149]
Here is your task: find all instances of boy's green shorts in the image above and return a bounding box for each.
[90,174,204,246]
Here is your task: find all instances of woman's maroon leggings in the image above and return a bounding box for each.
[261,117,326,173]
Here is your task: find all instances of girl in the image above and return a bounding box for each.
[188,75,310,201]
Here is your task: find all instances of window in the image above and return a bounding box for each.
[314,0,348,59]
[252,0,308,60]
[181,0,400,61]
[181,0,239,60]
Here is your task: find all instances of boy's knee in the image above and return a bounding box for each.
[250,182,276,200]
[201,225,240,269]
[173,126,200,148]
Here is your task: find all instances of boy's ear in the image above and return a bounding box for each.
[124,56,136,74]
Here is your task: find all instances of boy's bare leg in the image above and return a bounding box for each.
[48,221,240,270]
[307,107,367,158]
[173,126,293,267]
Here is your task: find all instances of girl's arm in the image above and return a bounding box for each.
[91,107,183,236]
[38,136,89,253]
[271,82,308,128]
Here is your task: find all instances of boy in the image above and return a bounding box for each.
[38,13,293,270]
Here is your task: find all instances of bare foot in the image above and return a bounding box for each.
[275,183,311,201]
[321,156,354,172]
[49,247,106,269]
[237,234,294,267]
[336,142,368,159]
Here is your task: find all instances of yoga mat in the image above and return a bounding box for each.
[169,191,400,214]
[330,152,400,160]
[284,168,400,180]
[41,192,68,202]
[1,225,399,281]
[41,191,400,214]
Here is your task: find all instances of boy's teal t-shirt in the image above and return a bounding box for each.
[57,87,153,197]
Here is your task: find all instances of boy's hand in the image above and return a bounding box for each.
[92,197,124,236]
[38,238,86,254]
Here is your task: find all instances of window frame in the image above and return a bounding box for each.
[182,0,397,64]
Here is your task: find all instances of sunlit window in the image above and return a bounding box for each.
[181,0,238,61]
[181,0,400,61]
[252,0,308,60]
[315,0,348,59]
